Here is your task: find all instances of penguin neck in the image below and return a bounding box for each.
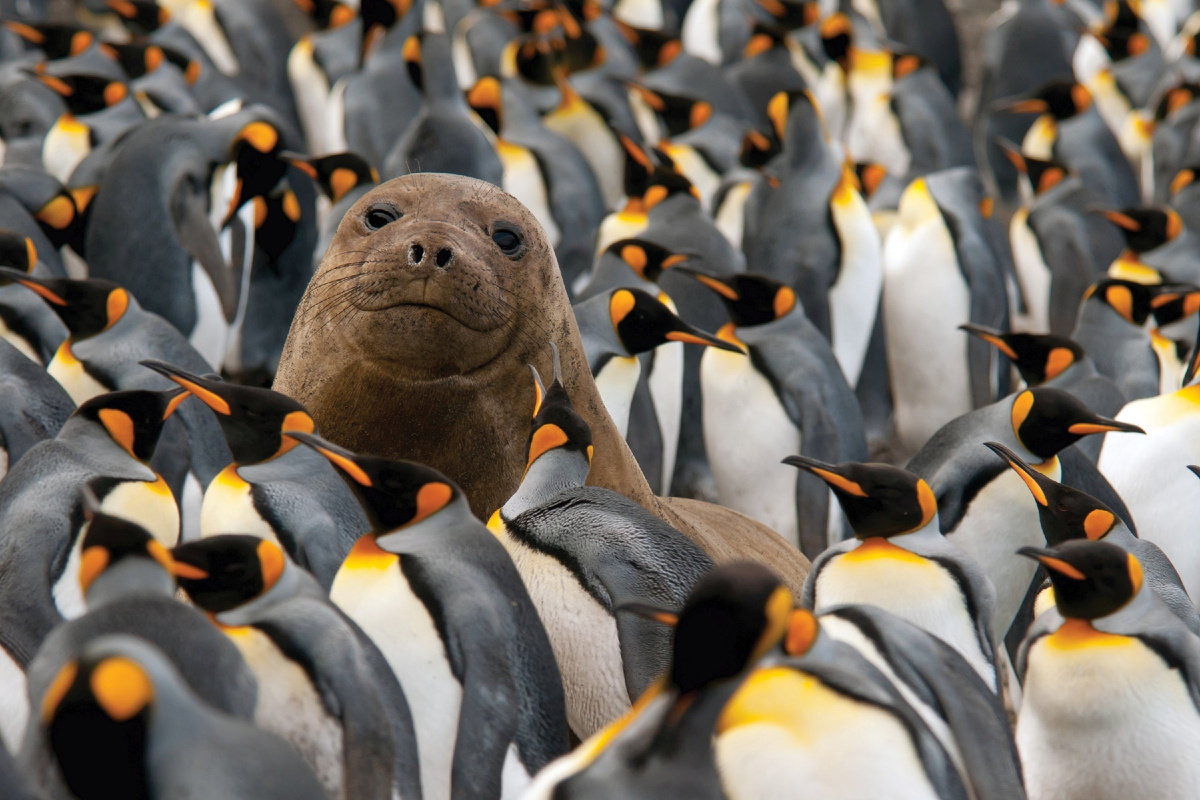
[374,494,475,549]
[213,562,311,627]
[85,561,176,609]
[59,417,156,474]
[880,515,942,548]
[502,448,590,520]
[648,681,747,766]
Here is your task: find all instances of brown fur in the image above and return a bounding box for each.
[274,174,809,593]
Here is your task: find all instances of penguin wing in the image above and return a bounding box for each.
[959,235,1008,409]
[1027,204,1096,336]
[800,541,856,609]
[259,601,408,800]
[169,172,240,321]
[820,605,1026,800]
[1125,536,1200,635]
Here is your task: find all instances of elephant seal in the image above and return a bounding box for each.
[273,174,809,592]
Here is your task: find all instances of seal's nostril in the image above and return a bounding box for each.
[436,248,453,268]
[410,244,424,264]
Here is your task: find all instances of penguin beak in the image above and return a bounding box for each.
[999,97,1050,114]
[616,600,680,626]
[991,136,1027,172]
[674,266,739,300]
[139,360,231,415]
[284,430,375,487]
[782,455,867,496]
[1065,415,1143,436]
[1016,546,1087,580]
[281,151,317,179]
[664,321,745,353]
[983,441,1051,506]
[0,266,64,302]
[959,323,1018,359]
[1092,208,1141,231]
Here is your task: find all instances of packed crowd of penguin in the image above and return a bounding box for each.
[3,0,1200,796]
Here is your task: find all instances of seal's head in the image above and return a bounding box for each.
[308,174,553,380]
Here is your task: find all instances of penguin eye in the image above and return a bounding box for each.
[492,227,523,257]
[364,205,400,231]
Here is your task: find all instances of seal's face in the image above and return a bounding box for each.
[308,175,549,380]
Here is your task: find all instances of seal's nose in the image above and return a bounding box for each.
[406,242,453,269]
[436,248,453,268]
[409,244,424,265]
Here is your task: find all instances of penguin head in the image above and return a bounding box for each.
[628,85,714,138]
[77,493,177,603]
[680,269,797,329]
[140,360,315,465]
[784,456,938,538]
[603,239,691,282]
[1080,278,1156,325]
[1155,82,1200,121]
[853,162,889,200]
[466,76,505,136]
[1009,387,1143,460]
[285,151,379,204]
[33,188,87,255]
[986,442,1121,546]
[0,271,130,339]
[749,0,819,31]
[293,0,358,30]
[403,33,425,91]
[960,324,1084,385]
[285,431,465,537]
[41,642,157,800]
[766,89,826,152]
[172,535,293,616]
[3,22,95,61]
[1148,283,1200,329]
[1018,540,1143,619]
[1002,80,1091,120]
[740,127,781,170]
[606,288,744,356]
[743,24,788,60]
[1171,166,1199,200]
[892,51,928,81]
[250,189,302,262]
[525,343,593,476]
[361,0,413,60]
[780,607,822,658]
[75,389,188,462]
[30,72,130,116]
[819,13,853,72]
[105,0,171,34]
[667,562,792,694]
[0,230,38,274]
[1094,206,1184,254]
[224,120,287,227]
[612,21,682,70]
[995,140,1070,196]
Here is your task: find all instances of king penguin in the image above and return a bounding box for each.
[489,347,713,738]
[684,270,867,556]
[1015,540,1200,800]
[172,534,423,800]
[522,562,792,800]
[287,430,569,800]
[792,457,1000,689]
[986,441,1198,632]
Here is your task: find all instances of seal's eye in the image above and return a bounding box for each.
[364,205,399,231]
[492,228,523,256]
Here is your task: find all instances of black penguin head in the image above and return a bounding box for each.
[854,162,888,199]
[1095,206,1184,254]
[985,442,1120,546]
[740,127,781,170]
[1018,540,1143,619]
[223,120,287,227]
[0,270,130,339]
[78,499,175,597]
[75,389,187,462]
[612,21,683,70]
[32,72,129,116]
[466,76,504,136]
[294,0,357,30]
[250,189,302,262]
[743,24,787,59]
[286,151,378,204]
[818,13,852,71]
[781,607,821,657]
[1097,0,1151,61]
[3,21,95,61]
[766,89,823,149]
[286,431,462,533]
[1148,283,1200,328]
[784,456,938,538]
[628,85,713,138]
[749,0,819,30]
[403,33,425,91]
[669,562,792,694]
[42,650,154,800]
[606,288,743,356]
[1009,388,1144,460]
[105,0,171,34]
[171,535,289,613]
[99,41,195,83]
[1171,166,1198,198]
[1003,80,1092,120]
[141,360,314,465]
[603,239,690,282]
[1156,82,1200,121]
[960,324,1084,385]
[892,51,928,80]
[525,344,593,473]
[680,269,797,328]
[361,0,412,59]
[1081,278,1155,325]
[33,189,87,256]
[996,140,1071,196]
[0,230,37,274]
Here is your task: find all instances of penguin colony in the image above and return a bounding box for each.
[2,0,1200,798]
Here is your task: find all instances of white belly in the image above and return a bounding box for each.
[647,340,684,495]
[200,467,276,542]
[613,0,663,30]
[1010,209,1050,333]
[332,558,462,800]
[815,551,994,687]
[543,108,624,211]
[0,317,41,364]
[1099,394,1200,603]
[594,356,640,437]
[288,39,334,156]
[225,625,345,800]
[681,0,722,63]
[0,645,28,753]
[846,97,910,178]
[661,145,720,210]
[48,348,109,405]
[500,142,560,248]
[54,477,180,619]
[829,186,883,387]
[500,741,533,800]
[1019,631,1200,800]
[595,211,648,255]
[883,210,972,455]
[714,181,752,250]
[946,469,1047,635]
[42,117,90,184]
[717,668,941,800]
[701,347,801,546]
[189,260,229,372]
[498,530,628,738]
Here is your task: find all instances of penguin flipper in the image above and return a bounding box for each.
[170,175,239,321]
[1031,207,1095,336]
[793,405,839,559]
[450,657,520,800]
